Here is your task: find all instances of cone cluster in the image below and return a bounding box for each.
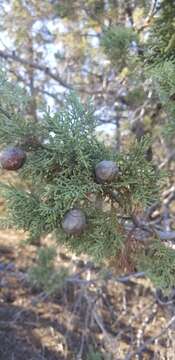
[0,146,119,237]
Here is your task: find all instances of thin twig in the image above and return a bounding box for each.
[125,315,175,360]
[0,49,103,95]
[138,0,159,31]
[76,297,91,360]
[159,150,175,169]
[147,0,158,20]
[0,50,73,90]
[136,303,158,349]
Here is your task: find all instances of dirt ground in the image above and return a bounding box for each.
[0,229,175,360]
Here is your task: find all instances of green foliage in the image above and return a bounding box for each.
[0,70,28,112]
[56,208,124,263]
[148,61,175,105]
[0,0,174,296]
[55,0,105,19]
[0,183,57,242]
[163,118,175,141]
[28,246,68,295]
[54,0,75,19]
[147,61,175,139]
[0,76,160,265]
[101,25,138,67]
[145,1,175,140]
[117,137,160,207]
[87,346,112,360]
[0,71,37,146]
[137,241,175,292]
[125,86,145,107]
[87,350,103,360]
[146,0,175,65]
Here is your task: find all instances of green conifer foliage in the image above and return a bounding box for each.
[0,74,159,268]
[145,0,175,139]
[101,25,138,68]
[146,0,175,65]
[28,246,68,295]
[137,241,175,291]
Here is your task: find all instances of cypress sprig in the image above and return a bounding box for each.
[0,75,161,271]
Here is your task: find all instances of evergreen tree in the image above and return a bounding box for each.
[0,73,162,282]
[1,1,175,294]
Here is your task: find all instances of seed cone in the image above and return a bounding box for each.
[95,160,119,183]
[0,146,26,170]
[62,209,87,236]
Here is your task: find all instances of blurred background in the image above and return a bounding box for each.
[0,1,175,359]
[0,0,161,147]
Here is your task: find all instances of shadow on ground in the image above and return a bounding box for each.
[0,301,80,360]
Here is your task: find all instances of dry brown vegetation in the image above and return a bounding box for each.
[0,229,175,360]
